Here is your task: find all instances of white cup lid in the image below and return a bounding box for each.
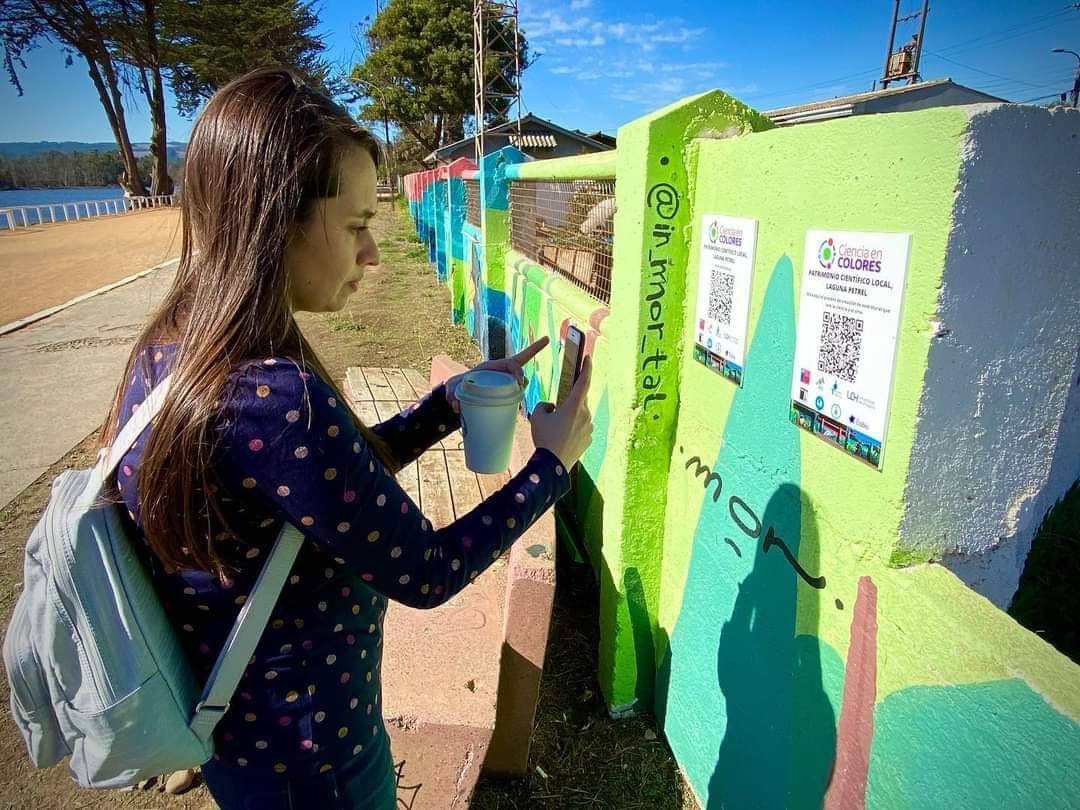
[458,370,522,405]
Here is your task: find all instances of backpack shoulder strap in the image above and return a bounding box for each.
[189,523,304,743]
[96,373,173,481]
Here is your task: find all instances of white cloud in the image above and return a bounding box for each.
[520,10,592,38]
[549,66,577,75]
[569,0,592,8]
[554,35,606,47]
[660,61,726,73]
[611,76,688,105]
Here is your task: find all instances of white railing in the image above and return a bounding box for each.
[0,193,178,231]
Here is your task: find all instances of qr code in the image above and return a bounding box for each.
[708,269,735,326]
[816,311,863,382]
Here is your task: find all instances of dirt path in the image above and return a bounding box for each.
[0,208,182,325]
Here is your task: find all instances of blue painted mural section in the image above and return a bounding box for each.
[480,145,528,212]
[655,256,842,809]
[432,179,448,280]
[449,178,467,266]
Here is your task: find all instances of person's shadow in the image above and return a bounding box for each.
[709,483,836,809]
[654,256,838,808]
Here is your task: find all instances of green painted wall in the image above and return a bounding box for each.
[656,108,1080,808]
[601,91,774,712]
[403,97,1080,810]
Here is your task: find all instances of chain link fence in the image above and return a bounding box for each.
[508,179,615,305]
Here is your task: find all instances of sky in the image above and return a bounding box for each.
[1,0,1078,144]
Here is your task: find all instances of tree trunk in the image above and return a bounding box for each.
[82,54,144,196]
[142,0,172,195]
[99,52,145,195]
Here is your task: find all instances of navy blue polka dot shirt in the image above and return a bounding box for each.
[115,343,569,777]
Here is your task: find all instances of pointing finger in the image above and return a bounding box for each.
[510,336,550,367]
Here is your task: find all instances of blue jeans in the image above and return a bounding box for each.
[201,735,396,810]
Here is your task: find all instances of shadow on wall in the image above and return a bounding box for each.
[651,256,839,808]
[653,485,837,809]
[712,484,835,809]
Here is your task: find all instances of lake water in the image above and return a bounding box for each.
[0,186,126,229]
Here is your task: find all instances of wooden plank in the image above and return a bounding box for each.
[345,367,372,402]
[444,450,483,519]
[477,470,511,501]
[362,367,396,401]
[418,451,456,530]
[372,399,405,429]
[396,460,421,508]
[402,367,430,394]
[351,399,380,427]
[382,367,417,400]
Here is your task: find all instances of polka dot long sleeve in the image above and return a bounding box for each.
[216,358,571,609]
[115,345,569,779]
[368,383,461,470]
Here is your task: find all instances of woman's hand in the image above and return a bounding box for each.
[529,354,593,469]
[445,337,551,414]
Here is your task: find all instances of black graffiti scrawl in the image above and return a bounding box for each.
[639,181,680,420]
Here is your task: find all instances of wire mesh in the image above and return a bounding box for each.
[465,178,482,228]
[508,179,615,305]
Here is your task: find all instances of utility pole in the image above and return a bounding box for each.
[473,0,523,166]
[1051,48,1080,108]
[881,0,929,89]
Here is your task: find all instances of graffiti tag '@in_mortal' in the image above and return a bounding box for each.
[640,182,680,421]
[683,452,827,589]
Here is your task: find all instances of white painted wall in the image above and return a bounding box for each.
[899,104,1080,608]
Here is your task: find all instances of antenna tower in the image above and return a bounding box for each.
[473,0,522,165]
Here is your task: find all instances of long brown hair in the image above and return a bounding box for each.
[100,66,396,575]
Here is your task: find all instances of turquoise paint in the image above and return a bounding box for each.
[420,182,438,265]
[867,679,1080,808]
[581,389,609,481]
[656,257,840,808]
[448,178,467,263]
[480,145,528,211]
[485,287,510,361]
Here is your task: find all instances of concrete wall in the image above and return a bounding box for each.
[656,103,1080,809]
[403,99,1080,809]
[899,105,1080,607]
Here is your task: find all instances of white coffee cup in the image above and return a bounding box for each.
[456,370,524,473]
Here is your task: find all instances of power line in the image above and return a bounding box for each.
[924,50,1069,91]
[933,8,1075,56]
[733,6,1079,110]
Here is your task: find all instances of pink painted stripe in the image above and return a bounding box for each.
[824,575,878,810]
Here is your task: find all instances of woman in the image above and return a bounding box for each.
[102,67,593,808]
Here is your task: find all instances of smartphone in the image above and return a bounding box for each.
[557,324,586,405]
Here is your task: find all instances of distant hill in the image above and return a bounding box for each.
[0,141,187,159]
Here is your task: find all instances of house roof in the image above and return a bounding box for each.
[424,113,612,164]
[764,79,1007,126]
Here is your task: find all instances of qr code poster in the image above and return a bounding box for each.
[693,214,758,386]
[790,229,911,470]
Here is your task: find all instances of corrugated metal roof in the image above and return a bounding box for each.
[509,132,558,148]
[764,79,1006,126]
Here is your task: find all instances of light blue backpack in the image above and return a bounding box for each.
[2,376,304,788]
